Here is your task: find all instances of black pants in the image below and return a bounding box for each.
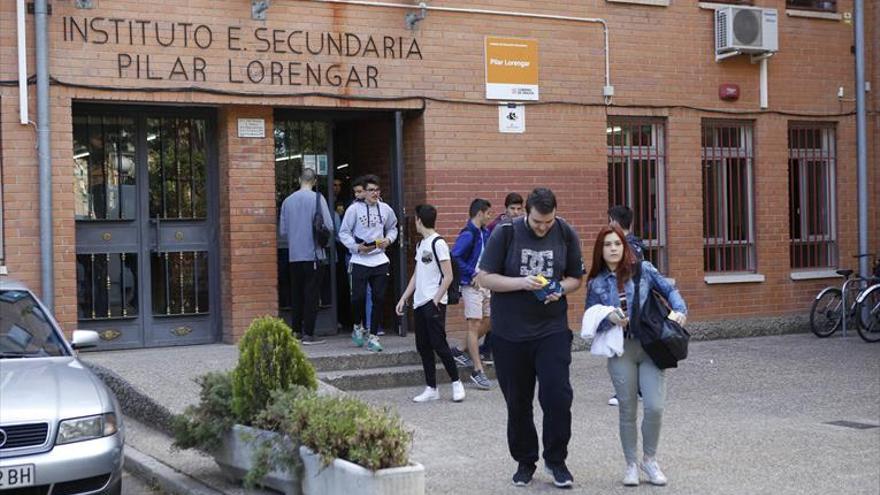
[493,331,573,467]
[335,244,352,327]
[289,261,321,336]
[351,263,390,336]
[414,303,459,388]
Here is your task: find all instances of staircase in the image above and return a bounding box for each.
[307,334,497,391]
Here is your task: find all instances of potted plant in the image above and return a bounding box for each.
[173,316,317,494]
[173,315,424,494]
[288,394,423,495]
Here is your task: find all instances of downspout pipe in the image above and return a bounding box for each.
[36,0,54,310]
[853,0,868,279]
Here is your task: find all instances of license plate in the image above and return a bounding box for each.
[0,464,35,489]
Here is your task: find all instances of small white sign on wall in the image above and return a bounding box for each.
[499,104,525,133]
[237,118,265,138]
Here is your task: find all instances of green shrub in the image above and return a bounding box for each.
[232,316,318,422]
[172,371,235,453]
[288,394,413,471]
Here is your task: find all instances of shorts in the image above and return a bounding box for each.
[462,284,491,320]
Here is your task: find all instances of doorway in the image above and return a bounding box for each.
[73,105,220,349]
[274,110,408,337]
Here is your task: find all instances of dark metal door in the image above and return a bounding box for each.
[274,119,338,336]
[74,106,219,349]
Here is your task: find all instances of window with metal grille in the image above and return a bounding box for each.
[789,123,837,269]
[701,121,755,273]
[607,119,667,273]
[786,0,837,12]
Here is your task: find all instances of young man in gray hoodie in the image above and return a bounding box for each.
[278,168,334,345]
[339,174,398,352]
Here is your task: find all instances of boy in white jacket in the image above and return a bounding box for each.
[338,174,398,352]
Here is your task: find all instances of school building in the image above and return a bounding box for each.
[0,0,877,347]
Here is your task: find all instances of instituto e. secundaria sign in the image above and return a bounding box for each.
[485,36,539,101]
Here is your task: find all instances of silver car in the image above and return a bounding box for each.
[0,278,124,494]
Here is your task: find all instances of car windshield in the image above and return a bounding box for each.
[0,289,68,358]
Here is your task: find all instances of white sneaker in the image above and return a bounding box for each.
[641,459,668,486]
[608,395,619,406]
[451,380,466,402]
[623,462,640,486]
[412,386,439,403]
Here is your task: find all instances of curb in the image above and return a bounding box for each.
[125,445,225,495]
[85,361,176,435]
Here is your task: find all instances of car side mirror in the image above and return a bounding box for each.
[71,330,100,350]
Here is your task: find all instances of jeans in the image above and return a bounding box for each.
[607,338,666,464]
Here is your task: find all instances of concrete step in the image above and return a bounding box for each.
[319,363,498,391]
[309,348,424,372]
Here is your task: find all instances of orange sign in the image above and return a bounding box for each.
[485,36,539,101]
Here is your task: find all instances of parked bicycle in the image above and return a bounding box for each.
[809,254,878,339]
[854,258,880,343]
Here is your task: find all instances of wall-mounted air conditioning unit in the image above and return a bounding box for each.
[715,6,778,59]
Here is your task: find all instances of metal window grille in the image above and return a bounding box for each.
[786,0,837,12]
[701,121,756,273]
[789,123,837,269]
[607,119,667,273]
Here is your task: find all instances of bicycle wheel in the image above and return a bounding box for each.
[856,285,880,343]
[810,288,843,337]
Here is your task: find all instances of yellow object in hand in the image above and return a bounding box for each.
[534,274,549,287]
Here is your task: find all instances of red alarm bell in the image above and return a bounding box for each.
[719,84,740,101]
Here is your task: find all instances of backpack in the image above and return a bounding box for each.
[312,191,331,248]
[430,236,462,305]
[631,262,690,369]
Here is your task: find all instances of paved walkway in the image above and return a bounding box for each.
[86,333,880,494]
[355,334,879,494]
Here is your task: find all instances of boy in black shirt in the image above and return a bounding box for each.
[477,188,585,489]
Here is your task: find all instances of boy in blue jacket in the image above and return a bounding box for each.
[451,198,493,389]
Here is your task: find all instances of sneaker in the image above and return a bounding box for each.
[412,386,439,403]
[300,335,325,345]
[544,462,574,489]
[470,370,492,390]
[377,328,385,336]
[623,462,640,486]
[512,463,536,487]
[608,394,619,406]
[451,380,466,402]
[366,334,383,352]
[640,459,668,486]
[452,348,474,368]
[352,325,365,347]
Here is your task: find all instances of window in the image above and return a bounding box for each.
[701,121,755,273]
[786,0,837,12]
[607,119,667,273]
[789,123,836,269]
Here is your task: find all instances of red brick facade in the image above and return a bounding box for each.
[0,0,876,342]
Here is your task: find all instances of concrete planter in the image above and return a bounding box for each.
[299,446,425,495]
[213,424,302,495]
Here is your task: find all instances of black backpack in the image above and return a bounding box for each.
[430,237,462,305]
[631,262,690,369]
[312,191,331,248]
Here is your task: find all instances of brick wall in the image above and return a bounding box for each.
[217,106,278,342]
[0,0,876,343]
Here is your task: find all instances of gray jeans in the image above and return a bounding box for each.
[607,338,666,464]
